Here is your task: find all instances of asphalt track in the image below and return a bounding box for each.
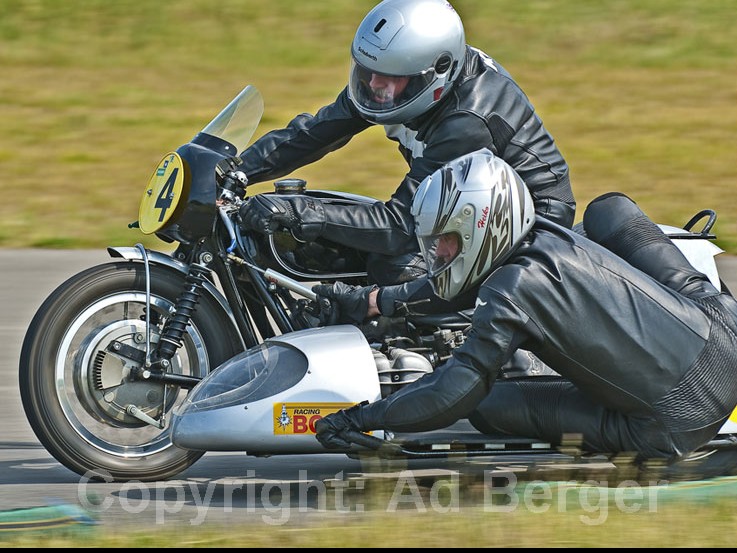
[1,249,736,529]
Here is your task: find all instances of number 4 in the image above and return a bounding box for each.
[155,168,178,222]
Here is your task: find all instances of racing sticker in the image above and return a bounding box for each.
[273,403,355,435]
[730,406,737,424]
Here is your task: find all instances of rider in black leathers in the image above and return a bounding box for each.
[314,150,737,461]
[232,0,575,286]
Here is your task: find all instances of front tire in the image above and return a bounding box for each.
[19,261,243,482]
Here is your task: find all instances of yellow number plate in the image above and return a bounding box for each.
[138,152,186,234]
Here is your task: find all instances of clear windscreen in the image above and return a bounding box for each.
[176,342,308,414]
[200,85,264,154]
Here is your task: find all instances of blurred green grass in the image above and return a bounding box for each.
[0,0,735,252]
[2,499,737,548]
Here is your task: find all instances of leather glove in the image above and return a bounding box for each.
[315,401,368,450]
[239,194,326,241]
[311,282,378,325]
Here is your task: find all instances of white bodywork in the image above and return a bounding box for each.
[660,224,724,290]
[170,325,384,452]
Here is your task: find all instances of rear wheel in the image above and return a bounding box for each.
[19,261,243,482]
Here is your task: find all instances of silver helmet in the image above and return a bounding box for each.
[411,149,536,300]
[348,0,466,125]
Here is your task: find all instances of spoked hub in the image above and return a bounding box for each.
[56,292,208,458]
[76,319,179,428]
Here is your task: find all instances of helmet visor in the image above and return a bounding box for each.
[349,59,436,115]
[419,231,462,275]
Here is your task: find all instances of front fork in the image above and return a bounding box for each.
[129,245,208,392]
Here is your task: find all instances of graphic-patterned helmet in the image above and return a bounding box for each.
[411,149,536,300]
[348,0,466,124]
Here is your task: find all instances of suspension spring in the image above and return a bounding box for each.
[154,263,210,363]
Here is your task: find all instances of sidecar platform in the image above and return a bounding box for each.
[371,420,737,482]
[385,419,568,460]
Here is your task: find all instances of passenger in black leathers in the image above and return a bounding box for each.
[232,0,575,286]
[314,150,737,461]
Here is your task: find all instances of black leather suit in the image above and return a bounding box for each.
[357,194,737,460]
[238,46,575,284]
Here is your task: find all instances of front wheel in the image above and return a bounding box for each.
[19,261,243,482]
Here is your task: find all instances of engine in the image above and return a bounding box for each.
[372,347,434,398]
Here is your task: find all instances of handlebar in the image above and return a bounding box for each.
[683,209,717,237]
[217,170,248,204]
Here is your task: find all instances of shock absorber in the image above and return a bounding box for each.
[150,262,211,369]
